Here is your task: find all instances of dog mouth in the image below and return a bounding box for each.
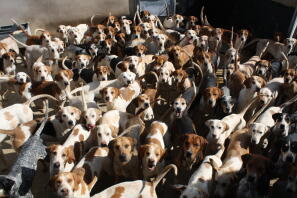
[175,110,182,118]
[147,162,156,171]
[87,124,95,130]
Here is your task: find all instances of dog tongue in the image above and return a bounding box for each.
[176,112,181,118]
[148,164,156,171]
[87,124,94,130]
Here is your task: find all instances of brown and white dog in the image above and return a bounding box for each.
[139,121,167,180]
[50,167,97,198]
[1,50,17,75]
[91,164,177,198]
[109,136,139,181]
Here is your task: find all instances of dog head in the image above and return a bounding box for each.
[249,123,270,145]
[170,45,183,58]
[203,87,223,108]
[55,69,73,87]
[284,69,296,84]
[57,106,81,128]
[159,67,172,84]
[132,25,143,38]
[152,55,169,70]
[180,133,208,165]
[140,10,151,21]
[199,35,209,50]
[284,38,297,54]
[139,143,164,172]
[273,113,292,137]
[94,124,114,147]
[174,14,184,26]
[244,76,266,91]
[15,72,31,84]
[134,44,147,56]
[172,69,188,83]
[100,87,120,102]
[242,153,273,183]
[87,43,99,58]
[50,168,85,197]
[220,95,235,114]
[48,144,75,175]
[75,54,91,69]
[255,60,271,77]
[259,87,276,104]
[225,47,238,65]
[47,40,61,59]
[140,22,152,34]
[205,119,229,143]
[2,50,16,65]
[118,71,136,86]
[83,108,102,130]
[214,171,237,198]
[33,65,52,81]
[280,133,297,164]
[124,55,141,72]
[109,136,137,165]
[173,97,187,118]
[187,16,198,28]
[136,94,150,110]
[185,30,198,43]
[94,65,111,81]
[120,19,132,35]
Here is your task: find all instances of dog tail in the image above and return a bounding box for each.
[9,34,28,48]
[88,176,97,191]
[280,94,297,109]
[0,129,15,136]
[241,38,261,50]
[259,41,269,58]
[247,96,273,126]
[81,88,88,112]
[237,95,260,117]
[24,94,57,106]
[34,28,47,35]
[11,18,31,37]
[90,14,99,26]
[153,164,177,188]
[200,6,205,25]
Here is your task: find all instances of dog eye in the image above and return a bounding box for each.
[92,115,95,118]
[98,133,101,137]
[71,112,74,115]
[252,129,256,133]
[211,126,214,129]
[182,102,185,105]
[146,152,150,155]
[218,126,222,129]
[85,115,88,119]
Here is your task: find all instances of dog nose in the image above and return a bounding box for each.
[251,139,257,144]
[54,162,60,169]
[101,141,108,147]
[41,76,45,80]
[280,124,285,130]
[208,100,213,105]
[247,175,255,182]
[241,37,244,41]
[119,154,127,162]
[61,188,69,195]
[212,134,217,139]
[127,80,131,84]
[64,82,69,86]
[176,107,181,113]
[258,70,263,75]
[144,103,149,108]
[68,120,74,126]
[186,151,192,158]
[105,96,110,101]
[102,77,106,81]
[225,107,230,112]
[286,156,293,163]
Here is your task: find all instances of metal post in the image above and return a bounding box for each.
[288,6,297,38]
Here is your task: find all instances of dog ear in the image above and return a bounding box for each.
[49,174,58,190]
[138,144,147,162]
[223,122,229,131]
[26,75,31,82]
[128,137,138,155]
[65,146,76,164]
[108,139,115,158]
[46,144,58,154]
[72,167,85,191]
[241,153,251,167]
[243,78,252,89]
[72,107,81,120]
[272,113,282,122]
[205,120,212,128]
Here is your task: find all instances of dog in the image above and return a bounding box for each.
[259,77,284,104]
[176,147,224,198]
[109,136,139,181]
[50,167,97,198]
[1,50,17,75]
[237,154,273,198]
[92,65,112,81]
[139,121,167,180]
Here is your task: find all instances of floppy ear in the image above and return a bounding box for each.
[199,136,208,149]
[128,137,137,155]
[138,144,148,163]
[223,121,229,131]
[72,107,81,120]
[26,75,31,82]
[49,174,58,190]
[72,167,85,191]
[243,78,252,89]
[241,153,251,167]
[205,120,212,127]
[47,144,57,154]
[65,146,76,163]
[272,113,282,122]
[108,139,115,158]
[56,109,63,123]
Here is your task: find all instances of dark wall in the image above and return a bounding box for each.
[177,0,295,38]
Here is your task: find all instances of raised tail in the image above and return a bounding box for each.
[9,34,29,48]
[237,95,260,117]
[153,164,177,188]
[11,18,30,37]
[24,94,58,106]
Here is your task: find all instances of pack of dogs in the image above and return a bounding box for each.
[0,5,296,198]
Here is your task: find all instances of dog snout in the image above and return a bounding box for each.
[241,37,244,41]
[280,124,285,130]
[68,120,74,126]
[186,151,192,158]
[119,154,127,162]
[64,82,69,86]
[251,139,257,144]
[176,107,181,113]
[127,80,131,84]
[61,188,69,196]
[212,134,217,139]
[102,77,106,81]
[101,142,108,147]
[144,102,149,108]
[286,156,294,163]
[105,96,110,101]
[53,162,60,169]
[41,76,45,81]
